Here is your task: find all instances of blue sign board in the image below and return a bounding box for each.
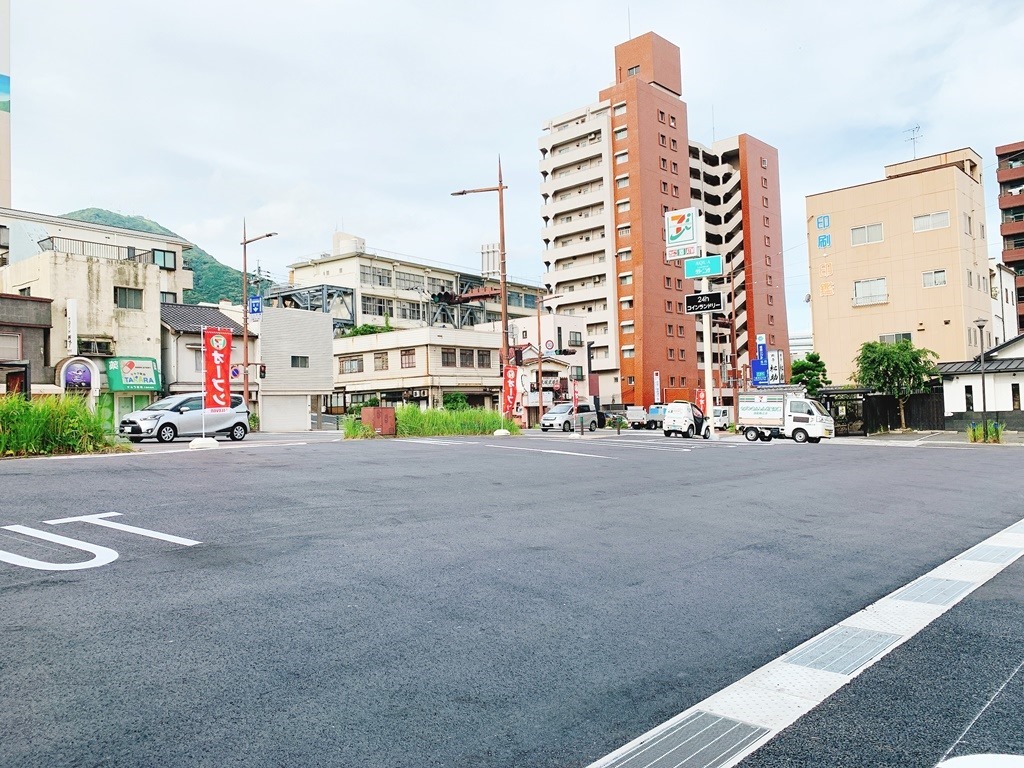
[751,359,769,386]
[683,254,724,280]
[248,295,263,316]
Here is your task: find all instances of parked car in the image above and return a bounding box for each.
[663,401,711,439]
[119,393,249,443]
[712,405,732,430]
[540,402,598,432]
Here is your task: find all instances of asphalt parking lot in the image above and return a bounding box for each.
[1,432,1021,767]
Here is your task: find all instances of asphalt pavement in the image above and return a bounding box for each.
[0,430,1021,767]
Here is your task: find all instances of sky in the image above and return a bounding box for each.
[8,1,1024,334]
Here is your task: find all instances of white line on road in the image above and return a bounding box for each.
[485,444,619,459]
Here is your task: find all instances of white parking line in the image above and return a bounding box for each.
[587,519,1024,768]
[486,444,618,459]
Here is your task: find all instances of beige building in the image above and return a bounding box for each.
[807,149,994,384]
[0,208,193,427]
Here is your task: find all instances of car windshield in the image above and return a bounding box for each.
[143,397,183,412]
[810,399,831,418]
[548,403,572,414]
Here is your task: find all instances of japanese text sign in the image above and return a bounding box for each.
[203,328,233,409]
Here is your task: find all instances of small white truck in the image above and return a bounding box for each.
[626,404,666,429]
[736,391,834,443]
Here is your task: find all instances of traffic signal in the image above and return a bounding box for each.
[430,291,458,304]
[555,348,577,355]
[259,364,267,379]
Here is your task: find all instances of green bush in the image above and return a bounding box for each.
[342,405,520,438]
[0,395,118,457]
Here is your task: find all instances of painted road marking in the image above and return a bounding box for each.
[43,512,201,547]
[486,444,618,460]
[588,516,1024,768]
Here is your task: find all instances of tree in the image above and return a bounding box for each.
[790,352,831,398]
[442,392,469,411]
[853,340,938,431]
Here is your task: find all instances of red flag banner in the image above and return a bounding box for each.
[502,365,519,416]
[203,327,233,410]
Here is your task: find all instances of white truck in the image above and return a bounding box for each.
[626,404,666,430]
[737,391,834,444]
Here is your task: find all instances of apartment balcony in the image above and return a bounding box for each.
[1000,218,1024,238]
[542,216,608,244]
[41,236,159,266]
[996,162,1024,185]
[998,188,1024,209]
[540,141,604,175]
[547,284,609,306]
[542,187,606,218]
[545,234,608,262]
[540,163,606,198]
[852,293,888,307]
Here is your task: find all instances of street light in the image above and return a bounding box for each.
[241,222,277,410]
[452,158,508,415]
[974,317,988,442]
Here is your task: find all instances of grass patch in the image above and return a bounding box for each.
[0,395,120,457]
[342,405,521,438]
[968,420,1004,443]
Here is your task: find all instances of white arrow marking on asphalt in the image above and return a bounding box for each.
[43,512,201,546]
[0,526,120,571]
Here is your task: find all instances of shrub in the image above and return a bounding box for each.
[342,405,520,438]
[0,395,117,457]
[968,420,1004,444]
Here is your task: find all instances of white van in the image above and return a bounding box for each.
[712,406,731,430]
[540,402,598,432]
[663,401,711,439]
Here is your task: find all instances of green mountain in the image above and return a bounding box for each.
[62,208,245,305]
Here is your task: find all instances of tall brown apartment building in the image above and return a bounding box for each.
[539,32,788,408]
[996,140,1024,332]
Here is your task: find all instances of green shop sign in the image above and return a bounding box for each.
[105,357,162,391]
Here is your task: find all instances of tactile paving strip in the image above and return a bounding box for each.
[784,626,901,676]
[890,576,976,606]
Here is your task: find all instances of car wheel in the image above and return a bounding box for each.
[229,423,248,441]
[562,421,571,432]
[541,427,549,432]
[156,424,177,443]
[685,424,695,438]
[127,437,143,444]
[703,427,711,440]
[588,420,597,432]
[745,427,760,442]
[792,428,809,444]
[631,423,642,430]
[808,437,822,443]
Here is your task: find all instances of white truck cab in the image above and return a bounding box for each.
[737,391,834,443]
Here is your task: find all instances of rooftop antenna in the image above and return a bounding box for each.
[905,124,923,159]
[627,8,631,38]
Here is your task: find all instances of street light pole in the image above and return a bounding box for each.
[974,317,988,442]
[241,221,277,411]
[452,157,509,416]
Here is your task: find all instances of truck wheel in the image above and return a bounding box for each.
[759,433,772,442]
[663,430,672,437]
[808,437,822,443]
[792,429,809,444]
[562,421,571,433]
[685,424,695,438]
[632,423,642,430]
[744,428,759,442]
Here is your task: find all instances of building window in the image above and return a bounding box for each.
[913,211,950,232]
[679,349,686,360]
[678,325,685,336]
[769,335,776,346]
[762,196,769,207]
[671,162,678,174]
[669,115,676,127]
[616,175,629,188]
[569,331,583,346]
[672,185,680,197]
[460,348,475,367]
[114,287,143,310]
[666,300,673,312]
[660,157,668,170]
[676,302,685,313]
[670,377,676,387]
[441,348,457,367]
[153,249,175,269]
[767,294,774,306]
[965,385,974,411]
[627,65,640,76]
[922,269,947,287]
[291,356,309,368]
[613,103,626,116]
[879,333,912,344]
[622,322,634,334]
[618,249,632,261]
[853,277,888,306]
[657,110,666,123]
[627,376,635,385]
[615,151,629,165]
[374,352,389,371]
[17,287,30,296]
[768,314,775,325]
[967,270,973,287]
[851,223,883,245]
[963,212,973,235]
[160,292,176,303]
[477,350,491,368]
[761,157,768,169]
[676,278,684,290]
[766,274,774,286]
[666,324,674,336]
[622,349,635,359]
[618,225,631,237]
[619,273,633,286]
[765,255,772,266]
[614,128,628,142]
[401,349,415,368]
[761,177,768,189]
[763,215,770,227]
[661,181,669,194]
[340,356,363,374]
[361,295,394,317]
[0,332,20,359]
[659,134,667,147]
[668,349,675,360]
[670,139,677,151]
[1012,382,1021,411]
[359,265,392,287]
[617,200,630,212]
[764,235,771,247]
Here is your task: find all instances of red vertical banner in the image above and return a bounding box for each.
[572,378,579,412]
[696,388,706,414]
[203,327,233,409]
[502,365,519,416]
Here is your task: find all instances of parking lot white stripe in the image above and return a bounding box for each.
[486,444,618,459]
[587,515,1024,768]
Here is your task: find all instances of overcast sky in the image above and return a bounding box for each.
[9,1,1024,333]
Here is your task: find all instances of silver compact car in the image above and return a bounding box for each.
[119,393,249,443]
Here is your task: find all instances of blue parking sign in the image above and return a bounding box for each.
[248,295,263,316]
